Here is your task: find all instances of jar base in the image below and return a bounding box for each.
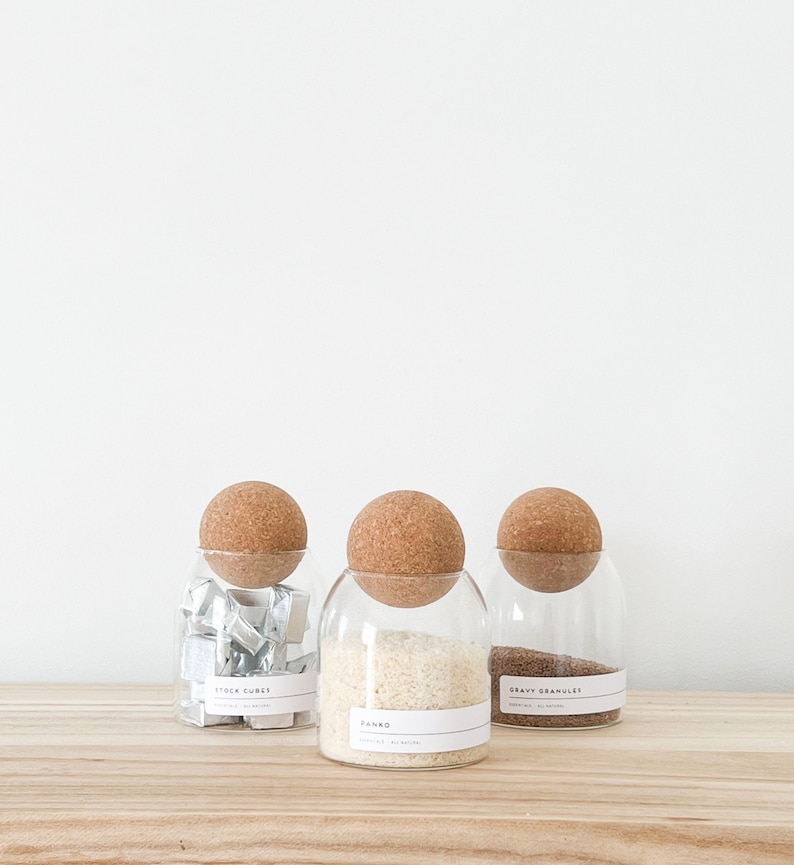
[318,749,489,770]
[491,713,622,731]
[176,713,316,732]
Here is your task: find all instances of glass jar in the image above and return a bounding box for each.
[175,549,324,730]
[480,549,626,729]
[318,569,491,769]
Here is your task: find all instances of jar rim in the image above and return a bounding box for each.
[495,548,603,555]
[197,547,309,556]
[343,567,466,579]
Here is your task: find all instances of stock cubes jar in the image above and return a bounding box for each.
[318,490,491,769]
[175,482,324,731]
[480,488,626,730]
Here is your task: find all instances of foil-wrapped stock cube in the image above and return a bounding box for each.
[217,647,235,676]
[227,587,272,629]
[222,583,310,648]
[180,576,221,618]
[205,593,230,633]
[231,640,287,676]
[285,652,318,674]
[180,634,215,682]
[180,633,232,681]
[224,609,267,655]
[245,712,294,730]
[230,646,256,677]
[267,584,311,644]
[185,615,216,637]
[188,680,205,702]
[254,639,288,674]
[179,700,238,728]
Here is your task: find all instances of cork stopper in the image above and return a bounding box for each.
[347,490,465,608]
[199,481,308,588]
[496,487,602,592]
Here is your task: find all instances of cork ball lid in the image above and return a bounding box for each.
[347,490,465,607]
[496,487,602,592]
[199,481,308,588]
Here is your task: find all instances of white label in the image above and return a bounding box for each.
[499,669,627,716]
[349,701,491,753]
[204,672,317,716]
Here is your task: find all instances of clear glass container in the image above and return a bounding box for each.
[318,569,491,769]
[480,549,626,729]
[175,548,324,730]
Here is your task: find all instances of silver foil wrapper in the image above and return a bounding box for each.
[245,711,295,730]
[179,699,239,728]
[181,634,231,681]
[180,576,220,618]
[224,610,267,655]
[227,588,272,629]
[268,584,310,643]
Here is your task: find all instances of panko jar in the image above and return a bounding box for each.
[480,488,627,730]
[318,568,491,768]
[318,490,491,769]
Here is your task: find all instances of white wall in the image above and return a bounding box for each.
[1,2,792,691]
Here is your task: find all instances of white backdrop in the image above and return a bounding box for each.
[1,2,792,691]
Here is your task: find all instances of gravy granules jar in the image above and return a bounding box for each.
[481,488,627,729]
[318,491,491,768]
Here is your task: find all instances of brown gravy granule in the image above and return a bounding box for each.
[490,645,622,728]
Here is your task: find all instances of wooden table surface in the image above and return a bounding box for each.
[0,685,792,864]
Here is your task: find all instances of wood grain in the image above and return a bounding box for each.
[0,686,792,863]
